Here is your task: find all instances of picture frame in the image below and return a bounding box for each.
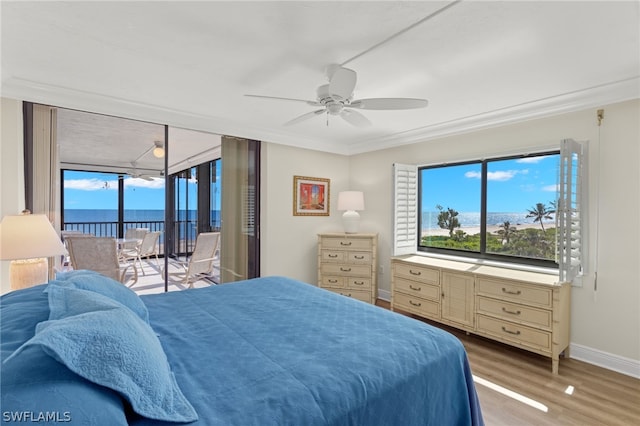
[293,175,330,216]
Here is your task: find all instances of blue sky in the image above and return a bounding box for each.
[421,155,558,213]
[63,171,167,210]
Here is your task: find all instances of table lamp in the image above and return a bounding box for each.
[0,210,67,290]
[337,191,365,234]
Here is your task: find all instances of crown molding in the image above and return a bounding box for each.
[346,77,640,155]
[4,76,637,157]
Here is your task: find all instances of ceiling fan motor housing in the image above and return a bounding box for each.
[316,84,349,115]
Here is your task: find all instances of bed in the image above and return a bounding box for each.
[1,272,483,425]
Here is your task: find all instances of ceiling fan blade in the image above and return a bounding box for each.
[329,67,357,100]
[340,109,372,128]
[284,109,325,126]
[349,98,428,110]
[245,94,321,107]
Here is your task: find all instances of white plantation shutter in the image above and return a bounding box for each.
[393,163,418,256]
[557,138,588,284]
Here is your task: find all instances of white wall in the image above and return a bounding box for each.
[348,99,640,369]
[0,98,25,294]
[260,142,349,284]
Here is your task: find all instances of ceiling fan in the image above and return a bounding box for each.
[126,162,154,181]
[245,65,428,127]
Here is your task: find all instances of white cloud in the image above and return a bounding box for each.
[64,178,116,191]
[516,155,552,164]
[542,184,558,192]
[488,170,518,181]
[123,177,164,189]
[466,170,523,181]
[65,177,164,191]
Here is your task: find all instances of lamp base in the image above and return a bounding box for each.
[10,258,49,290]
[342,210,361,234]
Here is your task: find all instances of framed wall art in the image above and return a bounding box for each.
[293,175,330,216]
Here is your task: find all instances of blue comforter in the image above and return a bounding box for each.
[2,276,483,425]
[136,277,483,425]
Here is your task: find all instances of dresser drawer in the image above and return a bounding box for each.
[321,264,371,277]
[347,251,372,263]
[394,262,439,285]
[477,296,552,329]
[477,314,551,352]
[320,276,346,289]
[321,250,346,262]
[321,237,372,251]
[477,277,552,308]
[394,277,440,301]
[328,288,371,303]
[346,277,371,290]
[393,292,439,318]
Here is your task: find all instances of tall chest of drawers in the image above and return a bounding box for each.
[317,233,378,304]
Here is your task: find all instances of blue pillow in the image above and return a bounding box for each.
[6,286,198,423]
[1,285,128,426]
[50,270,149,323]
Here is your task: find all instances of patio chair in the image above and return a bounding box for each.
[167,232,220,288]
[120,227,148,252]
[119,231,161,275]
[66,236,137,286]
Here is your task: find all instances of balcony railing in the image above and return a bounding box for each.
[62,220,212,256]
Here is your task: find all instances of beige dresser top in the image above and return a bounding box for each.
[392,255,562,287]
[319,233,378,238]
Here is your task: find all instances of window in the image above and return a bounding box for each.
[419,152,560,267]
[394,140,587,280]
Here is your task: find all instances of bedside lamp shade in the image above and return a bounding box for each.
[337,191,365,234]
[0,211,67,289]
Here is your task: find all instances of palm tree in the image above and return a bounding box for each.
[526,202,555,231]
[496,221,517,244]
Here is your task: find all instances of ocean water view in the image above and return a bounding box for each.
[65,209,168,222]
[63,209,221,239]
[64,209,221,222]
[421,211,554,231]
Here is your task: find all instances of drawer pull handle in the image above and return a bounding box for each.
[342,293,352,297]
[409,284,422,291]
[328,254,338,258]
[328,279,338,284]
[409,300,422,307]
[502,287,522,295]
[340,242,352,246]
[409,269,422,276]
[501,326,521,336]
[354,255,365,260]
[354,281,364,286]
[502,307,521,315]
[340,267,352,272]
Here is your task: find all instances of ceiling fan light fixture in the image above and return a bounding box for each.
[153,141,165,158]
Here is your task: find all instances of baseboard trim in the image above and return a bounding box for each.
[378,289,390,302]
[570,343,640,379]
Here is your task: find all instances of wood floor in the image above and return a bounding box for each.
[376,300,640,426]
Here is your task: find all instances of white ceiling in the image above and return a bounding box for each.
[2,1,639,161]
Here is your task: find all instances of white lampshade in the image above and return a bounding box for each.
[0,211,67,289]
[337,191,365,211]
[337,191,365,234]
[0,212,67,260]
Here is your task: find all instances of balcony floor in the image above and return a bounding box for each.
[127,257,219,296]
